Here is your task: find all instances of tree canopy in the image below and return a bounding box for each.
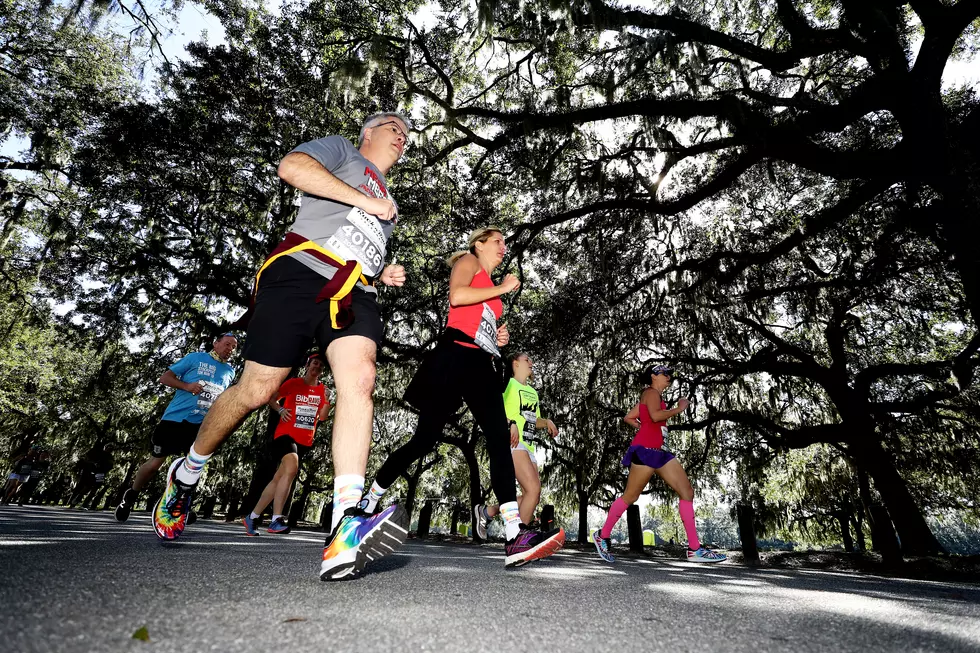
[2,0,978,556]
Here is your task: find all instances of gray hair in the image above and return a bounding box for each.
[359,112,413,145]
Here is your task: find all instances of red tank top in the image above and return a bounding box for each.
[446,268,502,351]
[630,400,668,449]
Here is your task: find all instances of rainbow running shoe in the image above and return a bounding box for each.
[320,504,409,581]
[152,458,196,541]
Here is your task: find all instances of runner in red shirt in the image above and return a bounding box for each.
[243,352,330,535]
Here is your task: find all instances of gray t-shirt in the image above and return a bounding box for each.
[288,135,398,293]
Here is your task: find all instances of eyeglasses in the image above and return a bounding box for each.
[373,120,409,143]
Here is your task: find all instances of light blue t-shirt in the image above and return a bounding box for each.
[161,352,236,424]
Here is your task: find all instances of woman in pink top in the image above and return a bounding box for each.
[592,364,726,563]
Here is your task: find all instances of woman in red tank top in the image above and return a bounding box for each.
[365,227,565,568]
[592,364,727,564]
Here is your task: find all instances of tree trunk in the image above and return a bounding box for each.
[578,490,590,544]
[460,443,483,539]
[243,412,279,513]
[838,511,855,553]
[627,504,643,552]
[404,466,422,520]
[451,504,461,536]
[853,511,867,552]
[869,503,903,566]
[417,499,434,538]
[856,465,902,562]
[852,440,942,555]
[287,477,311,528]
[736,503,760,564]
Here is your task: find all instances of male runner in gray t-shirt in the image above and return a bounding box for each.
[152,112,412,581]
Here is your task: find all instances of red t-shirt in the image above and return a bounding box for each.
[446,269,503,351]
[630,400,668,450]
[274,378,328,447]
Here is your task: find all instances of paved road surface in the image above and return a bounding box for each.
[2,506,979,652]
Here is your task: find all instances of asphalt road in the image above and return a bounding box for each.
[2,506,979,653]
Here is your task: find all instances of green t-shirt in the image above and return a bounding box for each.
[503,377,542,453]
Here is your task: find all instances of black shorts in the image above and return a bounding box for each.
[243,257,383,368]
[151,419,201,458]
[271,435,311,461]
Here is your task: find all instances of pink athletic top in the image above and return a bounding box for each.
[446,269,503,351]
[630,400,668,450]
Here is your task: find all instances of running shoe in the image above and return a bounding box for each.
[267,517,290,534]
[687,546,727,563]
[152,458,196,541]
[242,513,260,536]
[187,509,198,525]
[473,504,488,540]
[504,523,565,568]
[114,488,138,523]
[592,529,614,563]
[320,504,409,581]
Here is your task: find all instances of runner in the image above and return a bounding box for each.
[113,334,238,522]
[2,446,36,505]
[68,446,114,509]
[243,352,330,535]
[592,364,726,563]
[473,352,558,537]
[153,112,412,582]
[363,227,565,568]
[17,448,51,505]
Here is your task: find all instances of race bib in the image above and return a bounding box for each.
[522,410,537,436]
[474,303,500,357]
[196,381,224,414]
[326,208,387,277]
[661,425,669,445]
[294,404,318,430]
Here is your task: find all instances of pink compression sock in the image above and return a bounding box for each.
[600,497,629,539]
[679,499,700,550]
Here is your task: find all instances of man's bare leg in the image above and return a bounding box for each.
[325,335,376,530]
[173,361,289,486]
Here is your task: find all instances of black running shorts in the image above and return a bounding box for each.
[243,257,383,369]
[271,435,311,461]
[150,419,201,458]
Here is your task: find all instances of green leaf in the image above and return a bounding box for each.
[132,626,150,641]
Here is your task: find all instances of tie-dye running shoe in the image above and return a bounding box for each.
[320,504,410,581]
[687,546,727,563]
[592,529,615,563]
[152,458,196,541]
[504,523,565,568]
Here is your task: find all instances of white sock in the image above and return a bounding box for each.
[272,514,283,521]
[364,480,387,512]
[500,501,521,540]
[249,512,260,520]
[331,474,365,532]
[175,444,211,485]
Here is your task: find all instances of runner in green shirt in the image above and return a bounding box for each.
[474,352,558,536]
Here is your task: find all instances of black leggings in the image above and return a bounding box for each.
[375,344,517,505]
